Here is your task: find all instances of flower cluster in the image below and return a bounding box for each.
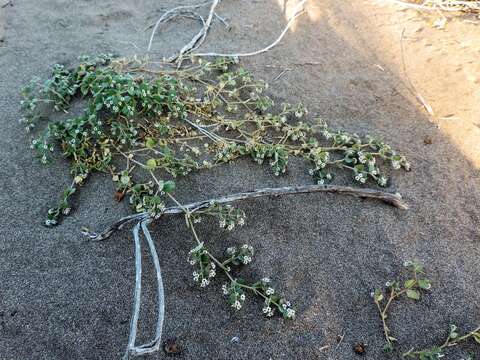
[254,277,295,319]
[188,243,217,287]
[223,244,254,266]
[222,281,247,310]
[201,203,246,231]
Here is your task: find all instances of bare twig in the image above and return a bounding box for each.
[191,0,308,59]
[1,0,12,8]
[83,184,408,241]
[123,219,165,359]
[147,0,309,62]
[382,0,480,12]
[400,28,434,116]
[170,0,220,62]
[272,68,291,81]
[147,1,213,53]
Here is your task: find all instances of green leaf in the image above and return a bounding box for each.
[145,158,157,170]
[374,289,384,302]
[163,180,176,193]
[404,279,416,289]
[383,343,394,352]
[418,279,431,290]
[406,289,420,300]
[145,137,156,149]
[120,175,130,185]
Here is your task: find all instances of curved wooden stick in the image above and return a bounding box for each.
[83,184,408,241]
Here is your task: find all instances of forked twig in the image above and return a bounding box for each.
[84,184,408,358]
[147,0,309,62]
[191,0,308,59]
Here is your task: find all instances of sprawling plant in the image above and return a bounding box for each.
[373,261,480,359]
[21,55,410,353]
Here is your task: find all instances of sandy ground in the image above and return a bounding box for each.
[1,0,480,359]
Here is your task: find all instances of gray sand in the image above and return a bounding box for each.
[1,1,479,359]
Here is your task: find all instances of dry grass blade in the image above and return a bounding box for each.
[383,0,480,12]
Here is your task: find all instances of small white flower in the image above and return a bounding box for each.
[266,288,275,296]
[392,161,401,170]
[286,309,295,319]
[262,306,271,314]
[378,176,387,187]
[189,260,196,265]
[242,256,252,265]
[201,278,210,287]
[232,300,242,310]
[261,277,270,283]
[238,218,245,226]
[227,223,234,231]
[222,284,228,295]
[209,269,216,278]
[240,294,245,301]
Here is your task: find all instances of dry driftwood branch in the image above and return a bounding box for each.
[171,0,220,62]
[191,0,308,59]
[84,184,407,358]
[147,1,214,53]
[147,0,309,62]
[83,184,408,242]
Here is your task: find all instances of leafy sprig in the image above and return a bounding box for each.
[373,261,432,352]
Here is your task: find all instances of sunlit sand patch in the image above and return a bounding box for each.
[276,0,323,31]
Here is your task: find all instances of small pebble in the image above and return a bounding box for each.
[423,135,433,145]
[164,337,181,355]
[353,342,366,355]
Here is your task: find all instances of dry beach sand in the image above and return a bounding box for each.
[1,0,480,359]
